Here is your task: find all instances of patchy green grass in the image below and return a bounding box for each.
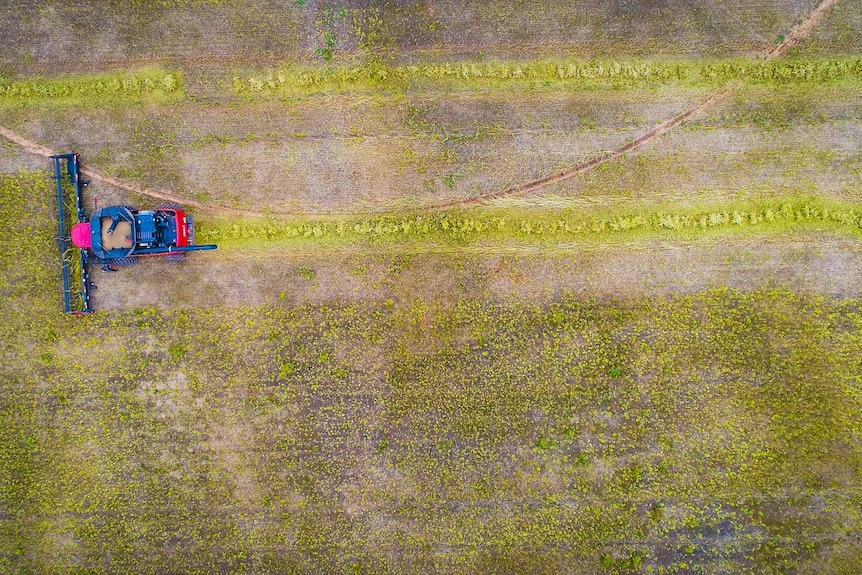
[1,172,862,574]
[230,56,862,98]
[195,196,862,253]
[0,173,63,316]
[0,67,183,110]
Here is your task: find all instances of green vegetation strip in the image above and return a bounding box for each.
[0,67,182,109]
[196,198,862,251]
[232,56,862,97]
[2,57,858,111]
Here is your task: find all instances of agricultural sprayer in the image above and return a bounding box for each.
[52,152,217,313]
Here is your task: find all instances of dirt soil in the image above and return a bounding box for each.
[89,237,862,310]
[765,0,842,60]
[2,89,710,214]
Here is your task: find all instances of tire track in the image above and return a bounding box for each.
[0,0,841,216]
[0,125,54,156]
[1,125,261,216]
[430,89,731,210]
[77,167,263,216]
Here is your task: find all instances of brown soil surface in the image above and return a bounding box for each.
[435,89,732,209]
[88,236,862,311]
[0,124,265,215]
[3,91,699,212]
[0,1,818,74]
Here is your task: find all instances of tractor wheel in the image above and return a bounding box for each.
[164,253,186,263]
[158,203,184,211]
[110,257,139,266]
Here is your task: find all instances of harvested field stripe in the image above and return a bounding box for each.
[431,89,732,210]
[0,125,257,216]
[0,124,378,217]
[79,165,262,216]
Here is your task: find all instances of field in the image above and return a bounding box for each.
[1,1,861,573]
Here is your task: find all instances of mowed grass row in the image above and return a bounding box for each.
[195,196,862,252]
[2,160,862,573]
[0,67,182,110]
[230,56,862,98]
[2,56,862,110]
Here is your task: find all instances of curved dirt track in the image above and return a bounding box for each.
[0,125,55,156]
[0,125,261,216]
[0,0,841,217]
[434,89,731,210]
[78,167,264,216]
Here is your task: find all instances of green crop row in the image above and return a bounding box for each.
[196,199,862,248]
[702,58,862,82]
[231,56,862,96]
[233,60,688,92]
[0,68,182,108]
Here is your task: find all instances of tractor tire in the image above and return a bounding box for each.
[110,257,139,266]
[164,253,186,263]
[158,203,184,211]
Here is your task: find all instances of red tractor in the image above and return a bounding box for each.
[53,153,217,313]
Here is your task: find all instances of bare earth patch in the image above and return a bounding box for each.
[88,236,862,311]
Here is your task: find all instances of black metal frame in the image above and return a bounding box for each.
[51,153,93,314]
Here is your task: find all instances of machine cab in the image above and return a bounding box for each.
[70,206,191,259]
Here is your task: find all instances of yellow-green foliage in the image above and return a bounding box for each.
[233,59,688,93]
[1,171,861,572]
[0,68,182,109]
[196,199,862,249]
[2,284,861,572]
[701,57,862,83]
[231,57,862,97]
[0,173,62,317]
